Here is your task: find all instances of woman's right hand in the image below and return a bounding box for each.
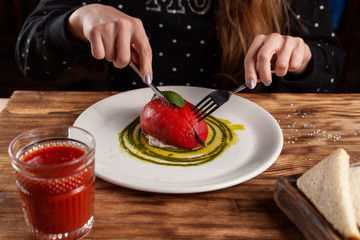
[68,4,152,82]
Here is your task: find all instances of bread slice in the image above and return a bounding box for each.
[349,166,360,228]
[297,148,360,239]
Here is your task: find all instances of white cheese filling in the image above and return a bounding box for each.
[144,134,178,149]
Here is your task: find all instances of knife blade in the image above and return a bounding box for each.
[193,127,208,148]
[128,61,207,148]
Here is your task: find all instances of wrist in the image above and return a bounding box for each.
[67,8,87,42]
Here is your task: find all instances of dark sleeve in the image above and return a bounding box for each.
[278,0,345,93]
[14,0,99,81]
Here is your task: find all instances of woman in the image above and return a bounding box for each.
[15,0,344,93]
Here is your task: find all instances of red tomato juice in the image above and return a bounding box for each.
[15,143,94,236]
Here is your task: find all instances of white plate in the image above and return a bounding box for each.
[74,86,283,193]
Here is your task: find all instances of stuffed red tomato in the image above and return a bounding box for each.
[140,98,208,149]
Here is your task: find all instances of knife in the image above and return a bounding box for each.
[129,61,170,104]
[144,76,173,105]
[128,61,207,148]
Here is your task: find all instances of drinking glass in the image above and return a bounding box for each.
[9,126,95,240]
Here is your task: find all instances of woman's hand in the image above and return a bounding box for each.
[244,33,312,89]
[68,4,152,82]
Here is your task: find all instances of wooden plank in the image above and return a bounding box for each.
[4,91,113,115]
[0,98,8,111]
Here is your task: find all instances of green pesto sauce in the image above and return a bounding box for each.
[119,115,244,167]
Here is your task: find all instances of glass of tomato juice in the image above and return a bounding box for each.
[9,126,95,240]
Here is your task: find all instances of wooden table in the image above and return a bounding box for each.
[1,91,359,239]
[0,98,8,112]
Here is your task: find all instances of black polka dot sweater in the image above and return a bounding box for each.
[15,0,344,93]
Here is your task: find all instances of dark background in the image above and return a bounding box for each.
[0,0,359,98]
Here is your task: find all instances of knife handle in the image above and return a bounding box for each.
[129,61,141,77]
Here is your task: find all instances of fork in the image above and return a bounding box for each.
[192,84,246,122]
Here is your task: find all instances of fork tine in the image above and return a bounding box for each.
[198,105,218,122]
[191,95,211,111]
[193,109,204,120]
[200,102,217,116]
[192,98,213,116]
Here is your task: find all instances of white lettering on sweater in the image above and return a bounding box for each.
[145,0,211,15]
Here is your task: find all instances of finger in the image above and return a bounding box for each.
[130,18,153,83]
[244,34,267,89]
[88,26,106,60]
[257,33,284,86]
[288,39,308,73]
[130,45,140,66]
[274,36,296,77]
[288,47,303,73]
[101,22,116,62]
[113,21,132,69]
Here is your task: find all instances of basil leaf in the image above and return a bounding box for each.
[151,91,185,108]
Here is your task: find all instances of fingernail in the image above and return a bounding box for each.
[247,79,255,89]
[145,74,152,84]
[263,80,271,87]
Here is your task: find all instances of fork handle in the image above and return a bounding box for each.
[232,84,246,94]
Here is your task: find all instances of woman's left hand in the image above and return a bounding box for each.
[244,33,312,89]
